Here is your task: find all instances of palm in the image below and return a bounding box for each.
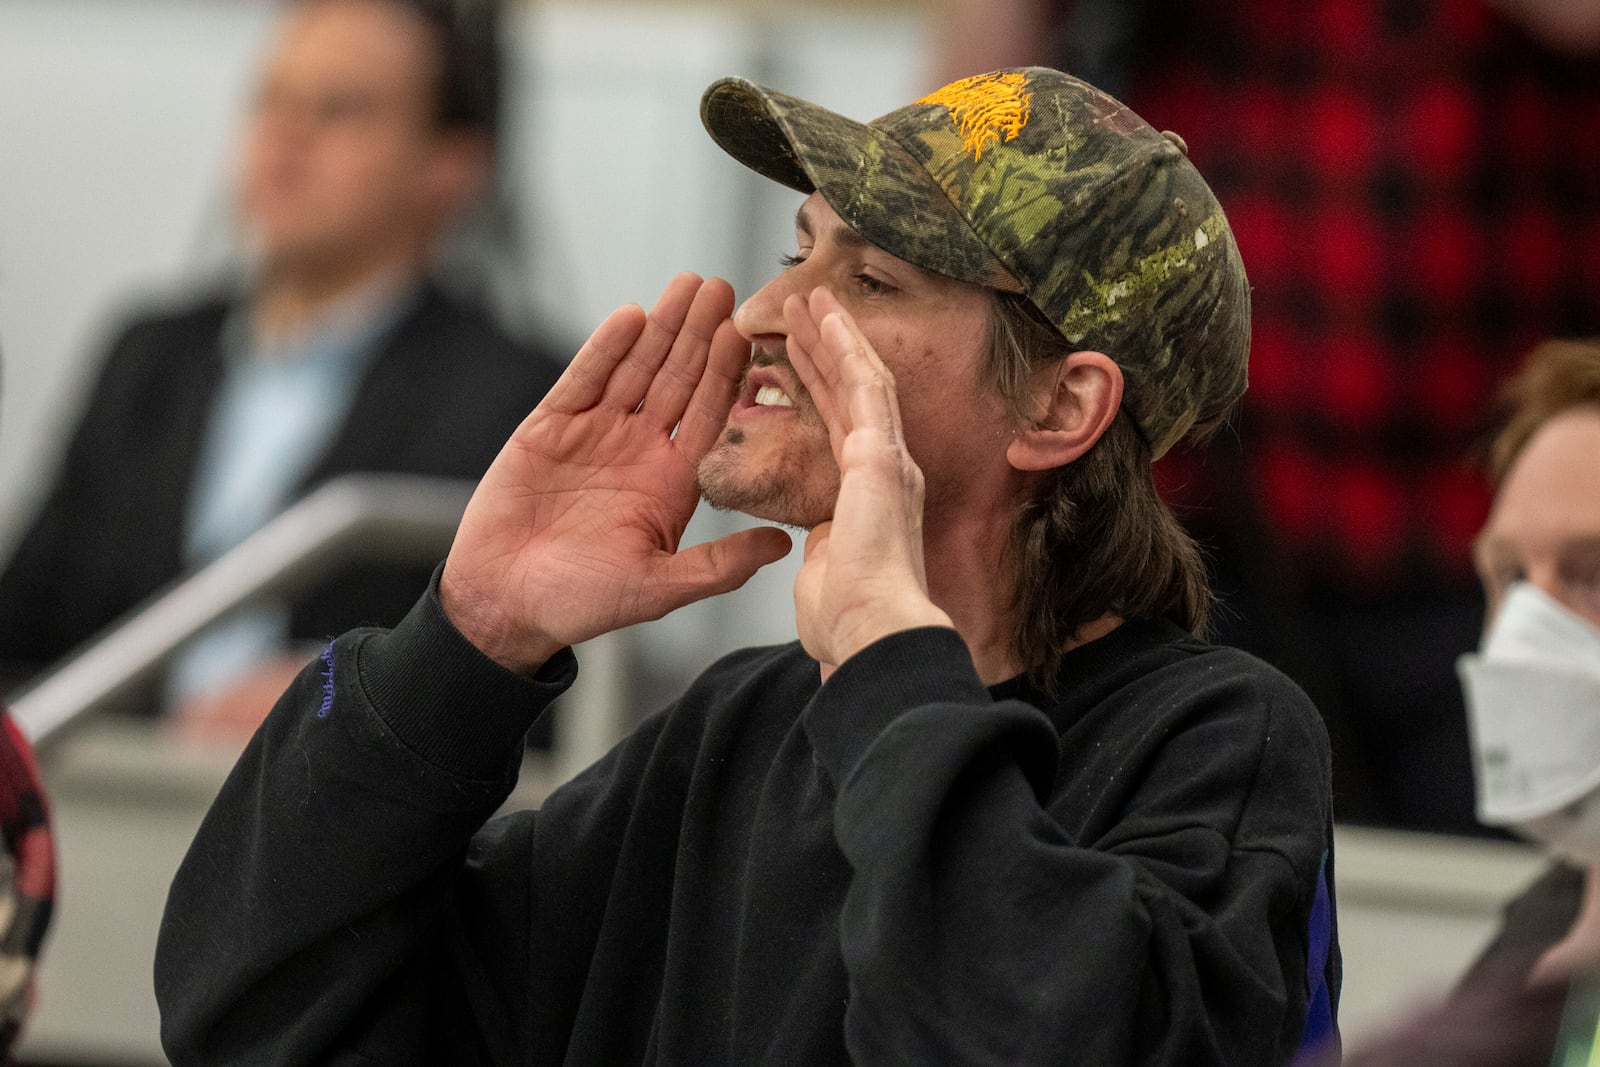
[442,275,792,673]
[469,408,702,625]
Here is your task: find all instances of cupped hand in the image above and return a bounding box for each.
[441,274,792,674]
[784,287,953,676]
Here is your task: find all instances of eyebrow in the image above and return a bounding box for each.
[794,203,872,252]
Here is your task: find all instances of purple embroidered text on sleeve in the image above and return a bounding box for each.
[317,642,336,719]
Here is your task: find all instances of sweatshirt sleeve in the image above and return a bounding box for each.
[155,580,575,1066]
[804,626,1330,1067]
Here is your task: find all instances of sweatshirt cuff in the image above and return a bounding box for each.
[356,576,577,778]
[803,626,990,789]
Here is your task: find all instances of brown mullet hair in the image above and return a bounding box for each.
[985,290,1215,691]
[1489,338,1600,485]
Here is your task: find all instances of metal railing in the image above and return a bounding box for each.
[11,474,475,748]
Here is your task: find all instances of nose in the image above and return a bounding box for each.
[733,261,808,343]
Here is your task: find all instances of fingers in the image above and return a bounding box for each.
[800,521,831,563]
[645,526,793,617]
[598,272,708,414]
[535,273,738,433]
[639,277,738,432]
[820,309,907,445]
[548,272,703,419]
[782,294,846,457]
[539,303,649,415]
[674,317,750,459]
[783,288,906,462]
[807,288,904,432]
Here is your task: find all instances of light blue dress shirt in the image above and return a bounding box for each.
[166,279,416,704]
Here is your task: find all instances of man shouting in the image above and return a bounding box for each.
[157,68,1338,1066]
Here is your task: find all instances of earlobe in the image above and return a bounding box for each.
[1005,352,1124,472]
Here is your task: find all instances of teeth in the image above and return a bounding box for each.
[754,386,794,408]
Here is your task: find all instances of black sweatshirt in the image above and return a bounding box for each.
[156,584,1338,1065]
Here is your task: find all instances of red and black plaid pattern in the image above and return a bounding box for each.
[0,712,52,1061]
[1127,0,1600,593]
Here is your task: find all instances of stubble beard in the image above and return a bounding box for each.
[695,425,839,530]
[695,346,839,528]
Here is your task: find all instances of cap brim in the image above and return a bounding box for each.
[700,77,1022,293]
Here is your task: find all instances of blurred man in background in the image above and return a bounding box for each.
[936,0,1600,835]
[0,0,563,737]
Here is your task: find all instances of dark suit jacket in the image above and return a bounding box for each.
[0,281,564,703]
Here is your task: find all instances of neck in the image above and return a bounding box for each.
[918,498,1029,685]
[921,481,1121,688]
[251,245,425,345]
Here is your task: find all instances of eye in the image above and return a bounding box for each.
[315,92,378,125]
[777,251,806,269]
[854,272,895,297]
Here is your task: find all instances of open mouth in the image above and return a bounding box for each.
[753,385,795,408]
[739,361,803,414]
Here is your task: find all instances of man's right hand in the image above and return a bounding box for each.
[440,273,793,675]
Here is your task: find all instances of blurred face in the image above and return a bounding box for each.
[237,0,456,275]
[1476,407,1600,627]
[696,193,1015,529]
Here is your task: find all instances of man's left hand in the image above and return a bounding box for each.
[785,287,954,677]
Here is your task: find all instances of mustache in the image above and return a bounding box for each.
[750,346,788,370]
[746,346,814,405]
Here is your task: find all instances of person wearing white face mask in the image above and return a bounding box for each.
[1461,585,1600,886]
[1328,338,1600,1067]
[1462,338,1600,990]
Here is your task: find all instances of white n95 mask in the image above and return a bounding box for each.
[1459,582,1600,862]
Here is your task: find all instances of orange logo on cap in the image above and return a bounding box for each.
[918,73,1033,161]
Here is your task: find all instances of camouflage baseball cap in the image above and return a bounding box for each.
[699,67,1250,459]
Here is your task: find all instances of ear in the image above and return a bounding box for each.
[1005,351,1123,472]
